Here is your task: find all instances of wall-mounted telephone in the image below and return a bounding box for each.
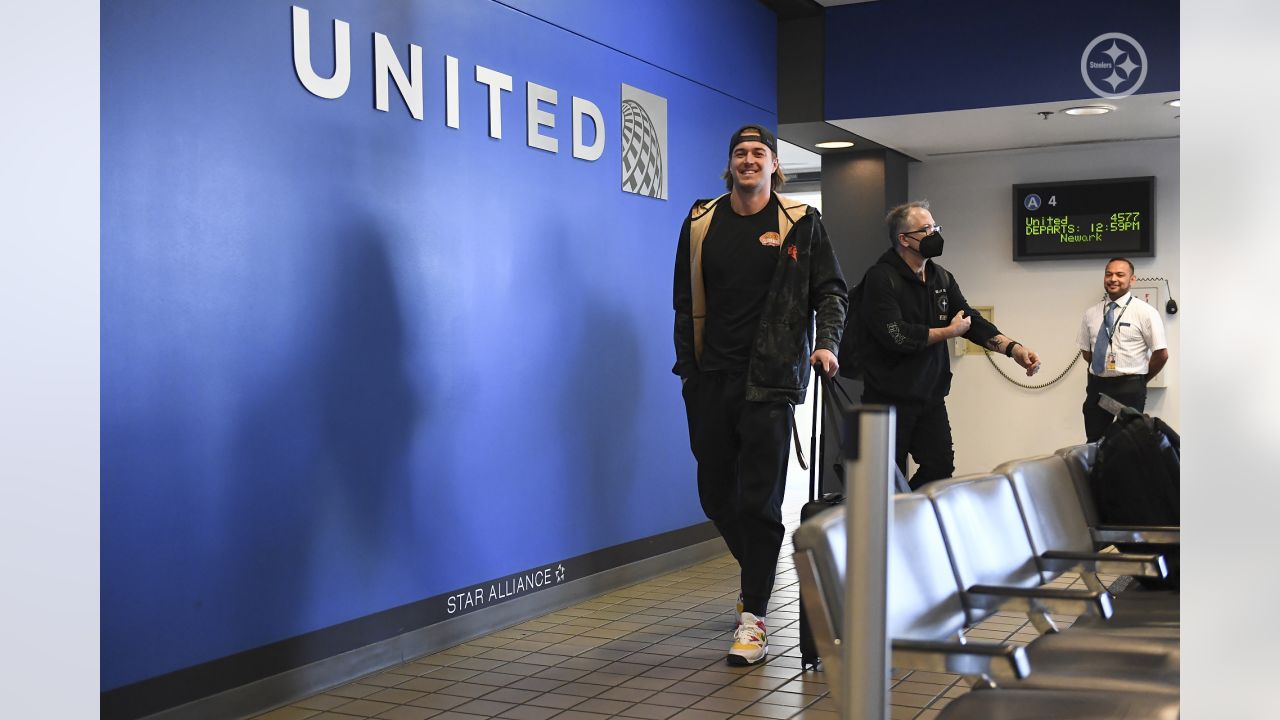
[1136,276,1178,314]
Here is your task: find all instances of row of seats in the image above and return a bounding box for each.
[792,443,1180,720]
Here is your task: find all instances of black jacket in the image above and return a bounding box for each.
[673,193,848,404]
[860,248,999,402]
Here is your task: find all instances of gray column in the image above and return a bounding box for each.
[817,149,910,493]
[819,148,911,279]
[842,404,895,720]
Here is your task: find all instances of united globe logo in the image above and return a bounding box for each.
[1080,32,1148,99]
[621,84,668,200]
[621,100,662,195]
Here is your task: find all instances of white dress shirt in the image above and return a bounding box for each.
[1077,291,1168,377]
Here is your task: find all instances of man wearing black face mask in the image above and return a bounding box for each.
[858,200,1041,490]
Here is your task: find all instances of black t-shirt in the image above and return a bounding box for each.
[699,197,780,371]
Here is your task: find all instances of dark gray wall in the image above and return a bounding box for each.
[777,14,824,124]
[817,148,910,492]
[821,149,910,285]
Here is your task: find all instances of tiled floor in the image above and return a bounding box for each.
[254,513,1105,720]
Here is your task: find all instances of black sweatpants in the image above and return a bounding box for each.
[861,387,954,491]
[1083,374,1148,442]
[682,370,791,617]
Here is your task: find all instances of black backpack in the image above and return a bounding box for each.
[1089,407,1181,589]
[1090,408,1180,525]
[838,264,949,380]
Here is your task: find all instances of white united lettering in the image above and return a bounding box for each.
[291,6,349,99]
[291,6,605,160]
[475,64,513,139]
[374,32,423,120]
[527,81,558,153]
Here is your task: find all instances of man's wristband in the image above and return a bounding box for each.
[1005,341,1020,358]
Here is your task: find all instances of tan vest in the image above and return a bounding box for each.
[686,193,810,363]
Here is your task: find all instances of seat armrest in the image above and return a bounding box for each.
[1039,549,1168,579]
[1091,525,1180,545]
[891,639,1030,679]
[965,584,1113,620]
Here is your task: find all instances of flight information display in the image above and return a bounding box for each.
[1012,176,1154,261]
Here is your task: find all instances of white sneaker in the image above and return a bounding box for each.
[733,593,744,628]
[727,612,768,666]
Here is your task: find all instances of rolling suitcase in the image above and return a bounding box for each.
[797,373,845,670]
[796,373,910,669]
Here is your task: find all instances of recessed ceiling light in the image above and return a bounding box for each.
[1165,99,1181,108]
[814,140,854,149]
[1062,105,1115,116]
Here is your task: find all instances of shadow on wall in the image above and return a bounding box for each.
[550,218,644,548]
[310,217,418,533]
[227,208,422,643]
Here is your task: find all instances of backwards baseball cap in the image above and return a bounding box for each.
[729,124,777,155]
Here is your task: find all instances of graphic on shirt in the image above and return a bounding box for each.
[621,84,668,200]
[1080,32,1148,99]
[886,321,907,346]
[759,231,781,247]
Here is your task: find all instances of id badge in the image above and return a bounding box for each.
[1105,352,1117,371]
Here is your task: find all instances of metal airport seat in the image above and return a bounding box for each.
[792,497,1179,719]
[1055,443,1102,526]
[795,497,1025,710]
[914,480,1180,682]
[996,454,1179,630]
[925,474,1179,658]
[1052,443,1181,555]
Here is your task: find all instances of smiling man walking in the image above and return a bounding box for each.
[672,125,847,666]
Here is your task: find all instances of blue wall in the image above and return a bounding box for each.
[102,0,775,690]
[496,0,777,115]
[825,0,1179,118]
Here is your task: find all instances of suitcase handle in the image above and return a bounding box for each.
[813,374,910,495]
[808,365,822,502]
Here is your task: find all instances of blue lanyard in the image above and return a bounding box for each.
[1102,296,1133,350]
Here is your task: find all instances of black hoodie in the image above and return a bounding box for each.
[859,248,999,402]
